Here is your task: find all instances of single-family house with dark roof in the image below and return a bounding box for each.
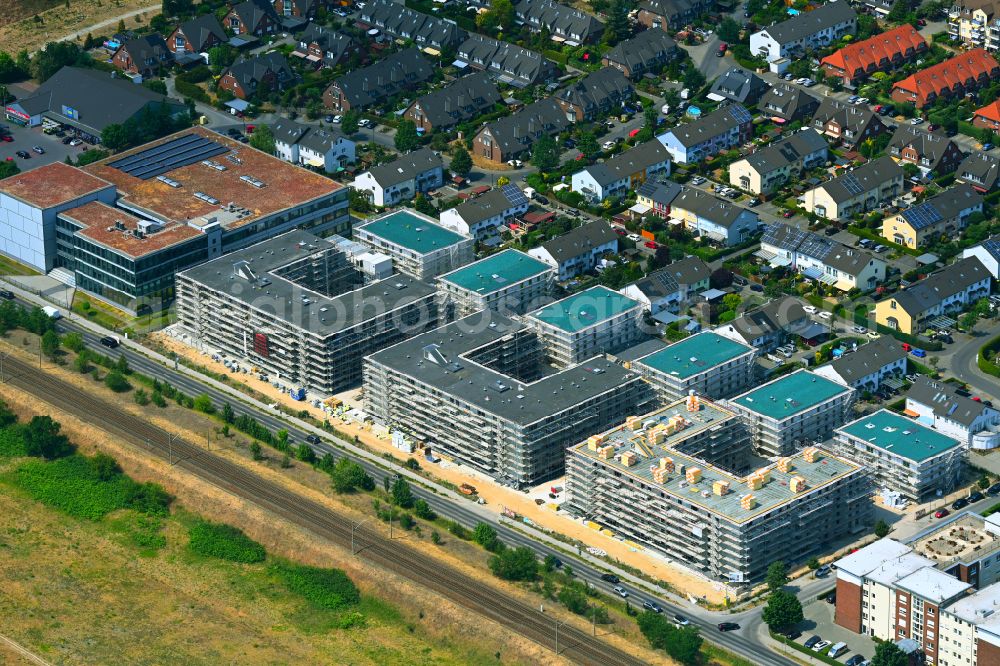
[657,104,753,164]
[887,126,966,176]
[963,234,1000,279]
[272,119,356,172]
[438,184,531,241]
[874,256,991,334]
[715,295,810,350]
[760,222,886,292]
[637,0,712,31]
[905,375,1000,447]
[292,23,356,68]
[708,67,770,106]
[225,0,280,36]
[322,48,434,112]
[801,155,904,220]
[669,188,760,246]
[957,152,1000,192]
[812,98,890,148]
[111,34,172,78]
[167,15,228,55]
[620,268,680,314]
[635,179,683,218]
[750,2,857,62]
[454,35,557,88]
[820,24,927,87]
[813,335,907,391]
[218,52,296,100]
[403,73,502,133]
[351,148,444,207]
[729,130,829,195]
[882,186,984,249]
[272,0,320,19]
[472,98,572,164]
[527,221,618,279]
[571,140,672,202]
[360,0,467,50]
[513,0,604,45]
[556,67,633,121]
[758,84,821,124]
[891,48,1000,108]
[601,29,679,79]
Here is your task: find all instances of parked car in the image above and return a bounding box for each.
[803,305,818,314]
[750,284,763,292]
[0,290,14,300]
[643,600,664,613]
[935,508,950,518]
[826,591,836,604]
[815,565,831,577]
[911,348,927,358]
[747,198,760,207]
[846,655,866,666]
[818,311,832,320]
[602,140,616,150]
[969,491,985,502]
[600,573,620,584]
[780,628,801,640]
[804,635,822,649]
[0,134,12,142]
[910,117,924,125]
[988,482,1000,496]
[563,138,576,149]
[984,143,994,151]
[31,145,44,154]
[691,176,705,185]
[718,622,740,632]
[782,210,794,218]
[824,226,838,236]
[867,331,881,339]
[852,326,867,334]
[812,640,832,652]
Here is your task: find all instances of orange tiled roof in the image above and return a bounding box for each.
[820,24,926,76]
[892,48,1000,105]
[975,99,1000,124]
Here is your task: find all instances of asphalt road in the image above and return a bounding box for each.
[35,300,795,666]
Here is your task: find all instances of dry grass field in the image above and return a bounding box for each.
[0,0,157,54]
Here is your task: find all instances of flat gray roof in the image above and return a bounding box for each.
[365,314,641,425]
[178,229,437,338]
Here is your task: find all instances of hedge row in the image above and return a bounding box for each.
[979,333,1000,378]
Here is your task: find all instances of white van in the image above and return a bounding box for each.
[829,642,849,659]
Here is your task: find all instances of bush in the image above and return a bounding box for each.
[0,425,27,457]
[104,370,131,393]
[11,453,171,520]
[193,393,214,413]
[188,519,267,563]
[330,457,375,493]
[413,498,436,521]
[979,333,1000,378]
[446,520,469,540]
[474,522,502,552]
[488,546,538,581]
[271,561,360,610]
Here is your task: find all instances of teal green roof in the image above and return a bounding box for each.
[440,250,551,294]
[530,286,640,333]
[732,370,849,420]
[639,332,753,379]
[359,211,467,254]
[838,410,962,462]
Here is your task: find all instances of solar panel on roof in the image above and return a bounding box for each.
[904,202,943,230]
[728,105,751,124]
[841,173,864,196]
[501,183,528,208]
[108,134,228,181]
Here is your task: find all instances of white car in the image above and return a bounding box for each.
[332,115,343,124]
[795,77,807,85]
[602,140,616,150]
[852,325,867,334]
[358,118,373,128]
[812,640,832,652]
[627,233,642,242]
[506,159,524,168]
[818,311,833,320]
[867,331,881,339]
[910,117,924,125]
[803,305,818,314]
[857,97,869,104]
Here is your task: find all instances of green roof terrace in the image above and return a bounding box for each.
[573,398,860,522]
[731,370,851,421]
[838,409,964,462]
[439,249,552,294]
[357,210,468,255]
[638,332,754,379]
[529,286,640,333]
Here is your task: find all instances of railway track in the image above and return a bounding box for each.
[2,354,649,666]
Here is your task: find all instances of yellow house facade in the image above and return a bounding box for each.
[874,297,916,334]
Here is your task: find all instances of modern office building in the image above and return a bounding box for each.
[353,210,474,281]
[525,286,644,368]
[726,369,856,457]
[436,249,554,319]
[0,129,349,312]
[833,409,967,500]
[567,401,871,584]
[363,313,656,488]
[175,229,438,394]
[633,331,757,402]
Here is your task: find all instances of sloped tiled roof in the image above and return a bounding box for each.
[887,255,991,316]
[328,48,434,109]
[957,151,1000,190]
[360,0,467,47]
[892,48,1000,106]
[175,14,227,52]
[888,125,965,172]
[456,35,557,86]
[820,24,926,76]
[602,28,678,74]
[539,221,617,263]
[814,156,903,204]
[974,99,1000,124]
[760,2,856,45]
[899,186,983,229]
[577,140,671,187]
[476,98,572,157]
[407,73,502,130]
[556,67,633,115]
[709,66,769,104]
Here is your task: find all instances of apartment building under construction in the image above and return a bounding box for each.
[726,369,856,457]
[633,331,758,402]
[363,313,656,488]
[566,396,873,584]
[176,229,438,394]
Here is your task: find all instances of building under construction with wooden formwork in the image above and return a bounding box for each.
[566,395,873,585]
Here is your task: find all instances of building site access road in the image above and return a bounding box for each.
[0,350,647,666]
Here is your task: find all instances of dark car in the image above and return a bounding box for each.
[750,284,764,292]
[15,150,29,159]
[846,656,866,666]
[935,508,950,518]
[534,195,549,205]
[824,226,838,236]
[988,482,1000,496]
[563,138,576,149]
[305,434,321,445]
[643,600,664,613]
[99,336,120,349]
[826,592,836,604]
[717,622,740,632]
[0,289,14,300]
[781,629,802,640]
[952,498,970,510]
[969,491,985,503]
[804,635,822,649]
[62,136,73,144]
[600,573,620,584]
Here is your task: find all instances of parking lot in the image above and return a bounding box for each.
[778,592,875,665]
[0,120,92,170]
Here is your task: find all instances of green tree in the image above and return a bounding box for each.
[530,133,559,171]
[193,393,214,414]
[391,477,414,508]
[636,612,702,664]
[413,192,437,216]
[806,557,821,571]
[488,546,538,581]
[394,120,420,153]
[762,589,804,630]
[717,17,742,43]
[875,519,891,538]
[577,131,598,159]
[414,498,436,520]
[40,329,60,360]
[450,146,472,176]
[62,331,84,352]
[134,388,149,405]
[870,640,908,666]
[331,457,375,493]
[474,522,501,551]
[72,352,91,374]
[979,475,992,490]
[340,109,360,135]
[603,0,630,44]
[115,353,129,374]
[682,65,706,92]
[296,443,316,463]
[886,0,909,23]
[23,415,74,459]
[249,441,264,461]
[476,0,515,31]
[0,399,15,429]
[222,402,235,424]
[104,370,131,393]
[766,561,788,591]
[0,160,19,179]
[207,44,236,73]
[249,124,275,154]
